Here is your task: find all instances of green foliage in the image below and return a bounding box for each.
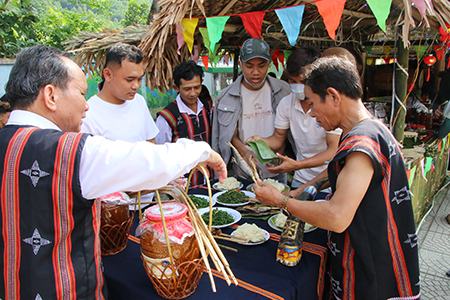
[0,1,38,57]
[122,0,151,26]
[0,0,133,57]
[35,5,111,49]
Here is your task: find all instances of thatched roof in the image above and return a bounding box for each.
[65,0,450,90]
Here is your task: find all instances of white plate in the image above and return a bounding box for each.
[268,214,317,233]
[213,181,244,191]
[230,228,270,245]
[188,194,216,209]
[213,190,255,207]
[246,182,290,193]
[129,193,154,211]
[198,207,241,229]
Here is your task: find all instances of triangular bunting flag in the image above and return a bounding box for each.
[181,18,199,53]
[366,0,393,32]
[175,23,185,54]
[284,50,292,62]
[206,16,229,55]
[275,5,305,46]
[315,0,346,39]
[272,49,280,71]
[240,11,265,39]
[199,27,211,51]
[201,56,209,71]
[191,45,199,63]
[278,51,285,68]
[411,0,427,18]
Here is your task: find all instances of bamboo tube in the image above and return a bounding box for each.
[154,190,175,268]
[137,191,142,221]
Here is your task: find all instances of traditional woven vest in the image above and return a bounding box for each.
[0,126,105,300]
[158,99,212,186]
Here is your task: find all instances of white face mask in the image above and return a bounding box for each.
[290,83,305,101]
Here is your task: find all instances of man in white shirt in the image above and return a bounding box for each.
[82,43,159,142]
[212,38,291,179]
[250,48,340,195]
[0,45,226,299]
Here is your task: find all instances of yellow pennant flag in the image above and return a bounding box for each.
[181,18,199,53]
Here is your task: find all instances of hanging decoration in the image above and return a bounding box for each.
[408,165,416,187]
[315,0,346,39]
[181,18,199,53]
[366,0,393,32]
[275,5,305,46]
[423,54,437,81]
[201,56,209,71]
[206,16,230,55]
[240,11,265,38]
[176,23,185,55]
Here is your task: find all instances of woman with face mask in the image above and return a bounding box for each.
[248,47,342,197]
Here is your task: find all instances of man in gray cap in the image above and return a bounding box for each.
[212,38,290,179]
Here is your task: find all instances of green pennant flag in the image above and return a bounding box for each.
[284,50,292,62]
[366,0,392,32]
[199,27,210,52]
[424,157,433,177]
[415,45,427,59]
[408,165,416,187]
[206,16,229,55]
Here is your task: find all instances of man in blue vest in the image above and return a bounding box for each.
[0,45,226,299]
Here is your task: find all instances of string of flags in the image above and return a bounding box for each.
[176,0,442,69]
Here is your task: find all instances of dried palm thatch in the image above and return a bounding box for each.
[66,0,450,90]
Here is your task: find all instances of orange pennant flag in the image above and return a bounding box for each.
[315,0,346,40]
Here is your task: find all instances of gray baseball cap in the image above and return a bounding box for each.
[239,38,271,62]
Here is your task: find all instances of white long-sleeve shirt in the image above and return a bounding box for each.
[6,110,212,199]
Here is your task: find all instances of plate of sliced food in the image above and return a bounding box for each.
[213,177,243,191]
[247,178,290,193]
[268,212,317,233]
[230,223,270,245]
[198,207,241,229]
[188,194,216,209]
[213,190,255,207]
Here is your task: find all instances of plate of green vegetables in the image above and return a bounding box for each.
[213,190,255,207]
[188,194,216,209]
[198,207,241,228]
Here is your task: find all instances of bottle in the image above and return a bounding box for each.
[276,185,317,266]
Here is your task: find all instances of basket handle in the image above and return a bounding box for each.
[185,165,213,230]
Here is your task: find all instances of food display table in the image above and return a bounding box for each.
[102,188,329,300]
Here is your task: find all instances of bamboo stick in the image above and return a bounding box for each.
[154,191,175,269]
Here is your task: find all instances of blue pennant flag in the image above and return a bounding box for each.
[275,5,305,47]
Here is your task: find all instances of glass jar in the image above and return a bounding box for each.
[139,202,200,279]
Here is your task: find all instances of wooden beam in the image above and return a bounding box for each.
[218,0,238,16]
[342,9,374,19]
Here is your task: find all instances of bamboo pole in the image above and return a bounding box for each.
[393,38,410,143]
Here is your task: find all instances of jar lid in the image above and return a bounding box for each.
[145,202,188,222]
[97,192,130,205]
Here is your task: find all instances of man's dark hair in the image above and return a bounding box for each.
[5,45,70,109]
[173,61,204,87]
[98,43,144,90]
[304,56,362,101]
[0,100,11,114]
[286,47,320,77]
[105,43,143,67]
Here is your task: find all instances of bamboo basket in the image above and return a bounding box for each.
[99,193,135,256]
[140,166,236,299]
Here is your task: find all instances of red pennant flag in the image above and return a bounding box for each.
[240,11,265,38]
[315,0,346,40]
[201,56,209,71]
[278,51,285,68]
[272,49,280,71]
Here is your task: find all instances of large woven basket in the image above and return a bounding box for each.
[140,167,214,299]
[100,202,134,256]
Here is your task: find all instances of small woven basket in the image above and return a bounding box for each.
[100,202,134,256]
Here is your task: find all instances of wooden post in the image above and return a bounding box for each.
[233,48,239,81]
[393,39,409,143]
